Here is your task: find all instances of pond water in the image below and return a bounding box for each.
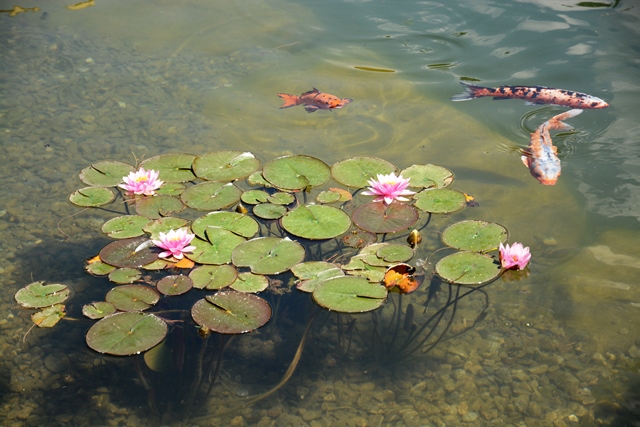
[1,0,639,426]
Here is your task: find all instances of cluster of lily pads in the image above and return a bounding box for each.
[15,152,519,358]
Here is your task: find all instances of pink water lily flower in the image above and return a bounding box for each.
[499,242,531,270]
[152,228,196,260]
[119,168,164,196]
[362,173,416,205]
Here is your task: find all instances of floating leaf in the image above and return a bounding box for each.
[108,267,142,284]
[102,215,151,239]
[79,161,135,187]
[241,189,269,205]
[230,272,269,293]
[86,312,168,356]
[15,281,70,308]
[442,220,508,252]
[99,236,158,268]
[414,189,466,214]
[262,155,330,190]
[352,202,419,233]
[316,190,342,204]
[281,205,352,240]
[377,244,414,263]
[105,284,160,311]
[192,212,259,240]
[193,151,261,182]
[191,291,272,334]
[143,217,190,239]
[313,277,387,313]
[247,171,272,187]
[69,187,115,207]
[383,264,422,294]
[181,182,242,211]
[291,262,345,293]
[82,302,116,319]
[253,203,287,220]
[186,229,246,265]
[232,237,305,275]
[400,164,454,189]
[342,229,377,249]
[268,192,295,205]
[155,182,187,197]
[85,260,116,276]
[435,252,501,285]
[139,153,196,182]
[331,157,397,188]
[189,265,238,290]
[157,275,193,296]
[31,304,66,328]
[135,195,185,219]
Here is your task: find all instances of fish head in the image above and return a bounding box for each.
[528,157,561,185]
[330,97,353,109]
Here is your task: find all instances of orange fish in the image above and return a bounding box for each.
[278,88,352,113]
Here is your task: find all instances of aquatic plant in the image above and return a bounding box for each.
[362,172,416,204]
[119,167,164,196]
[499,242,532,270]
[152,228,196,260]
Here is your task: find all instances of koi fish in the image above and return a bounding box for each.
[451,81,608,109]
[521,109,583,185]
[278,88,352,113]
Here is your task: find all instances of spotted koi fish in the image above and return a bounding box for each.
[451,81,608,109]
[521,109,583,185]
[278,88,352,113]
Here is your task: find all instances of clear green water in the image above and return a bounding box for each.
[1,0,639,426]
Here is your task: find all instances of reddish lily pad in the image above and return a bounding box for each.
[191,291,272,334]
[157,275,193,296]
[99,236,158,268]
[352,202,419,234]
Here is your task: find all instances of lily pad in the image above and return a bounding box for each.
[400,164,454,189]
[193,151,261,182]
[82,301,117,319]
[352,202,419,234]
[155,182,187,197]
[102,215,151,239]
[232,237,305,275]
[191,291,272,334]
[143,217,190,239]
[181,182,242,211]
[192,212,259,239]
[291,262,345,293]
[262,155,330,190]
[268,192,296,205]
[189,265,238,290]
[86,312,168,356]
[85,260,117,276]
[442,220,508,252]
[316,190,342,204]
[281,205,352,240]
[247,171,272,187]
[435,251,501,285]
[139,153,196,183]
[186,228,246,265]
[414,189,466,214]
[230,272,269,293]
[253,203,287,220]
[79,161,135,187]
[157,275,193,296]
[99,236,158,268]
[31,304,66,328]
[135,195,185,219]
[108,267,142,284]
[377,244,415,263]
[331,157,397,188]
[105,284,160,311]
[69,187,115,207]
[313,276,387,313]
[15,281,70,309]
[241,189,269,205]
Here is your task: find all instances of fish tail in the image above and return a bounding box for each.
[277,93,301,108]
[549,109,583,130]
[450,81,486,102]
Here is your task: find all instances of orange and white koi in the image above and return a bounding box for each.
[521,109,583,185]
[451,81,608,109]
[278,88,352,113]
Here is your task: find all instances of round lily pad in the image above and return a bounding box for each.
[82,302,116,319]
[241,189,269,205]
[135,195,185,219]
[31,304,66,328]
[189,265,238,290]
[102,215,151,239]
[230,272,269,293]
[86,312,168,356]
[143,217,190,239]
[400,164,454,189]
[108,267,142,284]
[281,205,352,240]
[352,202,419,234]
[435,252,501,285]
[69,187,115,207]
[342,229,377,248]
[291,262,345,293]
[15,281,70,308]
[414,189,466,214]
[193,151,261,182]
[79,161,135,187]
[105,284,160,311]
[316,190,342,204]
[331,157,397,188]
[192,212,259,240]
[442,220,508,252]
[99,236,158,268]
[313,276,387,313]
[186,229,246,265]
[232,237,305,275]
[155,182,186,197]
[377,244,415,263]
[85,260,117,276]
[181,182,242,211]
[191,291,272,334]
[247,171,272,187]
[139,153,196,183]
[253,203,287,220]
[157,275,193,296]
[262,155,330,190]
[268,192,295,205]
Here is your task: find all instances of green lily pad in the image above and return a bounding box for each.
[105,284,160,311]
[102,215,152,239]
[82,301,116,319]
[69,187,115,207]
[191,291,272,334]
[268,192,295,205]
[99,236,158,268]
[181,182,242,211]
[141,259,171,270]
[192,212,259,240]
[139,153,196,183]
[331,157,397,188]
[135,195,185,219]
[143,217,190,239]
[262,155,330,190]
[155,182,186,197]
[316,190,342,204]
[108,267,142,284]
[313,276,387,313]
[189,265,238,290]
[435,251,501,285]
[281,205,352,240]
[253,203,287,220]
[186,228,246,265]
[414,188,466,214]
[31,304,66,328]
[232,237,305,275]
[86,312,168,356]
[400,164,454,189]
[15,281,70,309]
[193,151,261,182]
[291,262,345,293]
[442,220,508,252]
[241,189,269,205]
[157,275,193,296]
[230,272,269,293]
[85,260,117,276]
[352,202,419,234]
[79,161,135,187]
[377,244,415,263]
[247,171,272,187]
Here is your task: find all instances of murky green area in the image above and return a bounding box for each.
[1,0,639,426]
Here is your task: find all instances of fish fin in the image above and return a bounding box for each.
[521,155,531,167]
[305,105,319,113]
[451,81,483,102]
[277,93,300,108]
[301,88,321,97]
[341,98,353,106]
[550,109,583,130]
